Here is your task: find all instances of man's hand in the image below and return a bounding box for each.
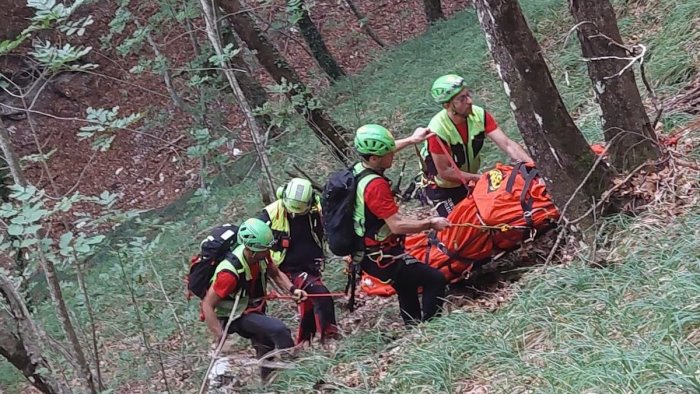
[410,127,434,144]
[429,217,451,231]
[293,289,308,302]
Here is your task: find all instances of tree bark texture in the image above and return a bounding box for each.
[0,273,69,394]
[342,0,386,47]
[36,248,97,394]
[218,0,353,165]
[569,0,660,171]
[220,23,283,137]
[288,0,346,80]
[0,117,27,187]
[474,0,612,222]
[201,0,277,195]
[423,0,445,23]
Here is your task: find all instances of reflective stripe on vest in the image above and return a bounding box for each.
[421,105,486,188]
[352,162,392,243]
[263,199,323,266]
[211,244,266,318]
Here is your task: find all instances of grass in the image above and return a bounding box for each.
[2,0,700,391]
[270,209,700,393]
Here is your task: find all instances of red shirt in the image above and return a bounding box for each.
[364,178,398,219]
[427,111,498,154]
[211,260,262,298]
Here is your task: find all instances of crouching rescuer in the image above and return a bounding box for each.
[200,218,308,380]
[353,124,452,325]
[259,178,341,343]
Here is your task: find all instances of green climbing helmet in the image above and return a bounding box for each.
[237,218,274,252]
[354,124,396,156]
[282,178,314,214]
[431,74,467,104]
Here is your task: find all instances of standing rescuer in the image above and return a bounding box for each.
[352,124,452,325]
[200,218,308,380]
[259,178,340,344]
[421,74,533,216]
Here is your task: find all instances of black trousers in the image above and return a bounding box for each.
[289,271,338,343]
[362,252,446,325]
[221,312,294,380]
[425,185,470,217]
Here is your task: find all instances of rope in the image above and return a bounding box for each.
[198,292,241,394]
[365,250,410,268]
[266,291,346,300]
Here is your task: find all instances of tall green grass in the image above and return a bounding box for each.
[3,0,699,391]
[271,209,700,393]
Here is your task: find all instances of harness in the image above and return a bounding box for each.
[211,245,267,318]
[414,162,544,279]
[263,200,323,266]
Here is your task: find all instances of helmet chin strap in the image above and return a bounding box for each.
[450,103,471,119]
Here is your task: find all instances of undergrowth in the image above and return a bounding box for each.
[269,209,700,393]
[2,0,699,391]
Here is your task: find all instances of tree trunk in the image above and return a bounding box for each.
[218,0,353,165]
[423,0,444,23]
[569,0,660,172]
[474,0,613,224]
[0,117,29,271]
[36,247,97,394]
[220,22,282,138]
[0,117,27,187]
[343,0,386,48]
[288,0,346,80]
[200,0,277,195]
[0,273,69,394]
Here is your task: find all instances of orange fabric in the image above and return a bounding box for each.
[360,272,396,297]
[363,164,559,294]
[405,199,493,274]
[590,143,606,156]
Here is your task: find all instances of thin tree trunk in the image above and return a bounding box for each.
[73,259,104,391]
[0,117,27,187]
[36,246,97,394]
[569,0,660,171]
[219,21,282,138]
[474,0,613,224]
[0,272,69,394]
[136,20,188,111]
[218,0,353,165]
[22,107,103,391]
[423,0,444,23]
[343,0,386,47]
[182,0,202,58]
[200,0,276,194]
[0,116,29,273]
[288,0,346,80]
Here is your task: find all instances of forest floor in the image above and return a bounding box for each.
[2,0,700,392]
[1,0,470,219]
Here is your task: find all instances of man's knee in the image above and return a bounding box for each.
[267,321,293,346]
[425,266,447,288]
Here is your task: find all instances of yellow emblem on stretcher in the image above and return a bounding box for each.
[487,169,503,192]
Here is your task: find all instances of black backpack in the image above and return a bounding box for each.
[321,167,375,256]
[187,224,242,299]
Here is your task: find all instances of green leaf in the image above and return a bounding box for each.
[74,243,90,254]
[7,224,24,236]
[84,235,105,245]
[186,145,207,158]
[24,206,50,222]
[23,224,42,236]
[20,238,38,248]
[59,232,73,250]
